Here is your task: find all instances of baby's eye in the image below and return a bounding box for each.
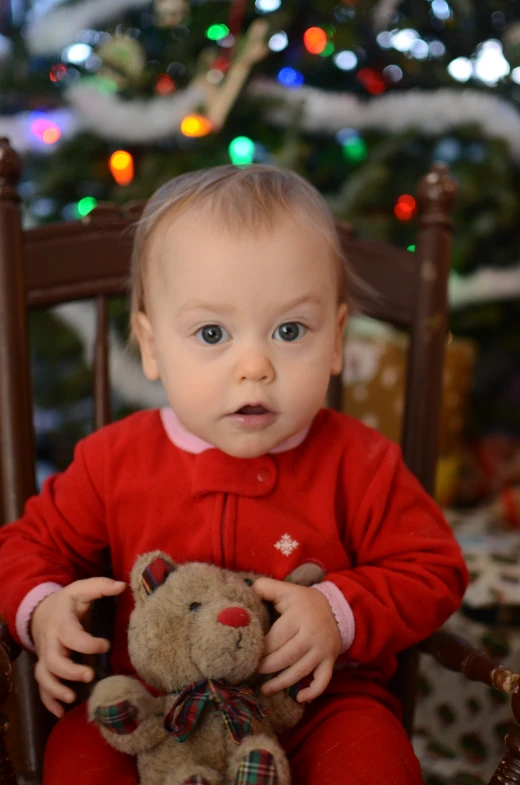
[189,602,202,612]
[273,322,307,342]
[195,325,231,345]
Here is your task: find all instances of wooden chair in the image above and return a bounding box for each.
[0,136,519,785]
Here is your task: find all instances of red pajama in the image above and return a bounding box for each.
[43,691,422,785]
[0,407,467,784]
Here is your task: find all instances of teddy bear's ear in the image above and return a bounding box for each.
[130,550,177,603]
[285,561,325,586]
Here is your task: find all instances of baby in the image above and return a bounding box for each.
[0,164,468,785]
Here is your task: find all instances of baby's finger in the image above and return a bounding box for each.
[59,618,110,655]
[261,651,317,696]
[257,634,307,674]
[262,616,299,656]
[252,578,289,610]
[68,577,126,607]
[34,661,76,706]
[39,686,65,719]
[295,659,334,703]
[45,649,94,683]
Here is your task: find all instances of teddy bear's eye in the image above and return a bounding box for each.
[189,602,202,612]
[244,578,254,587]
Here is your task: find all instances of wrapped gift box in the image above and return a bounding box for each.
[341,319,477,503]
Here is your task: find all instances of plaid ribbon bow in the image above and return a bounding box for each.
[164,679,267,744]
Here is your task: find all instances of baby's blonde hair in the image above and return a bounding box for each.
[130,164,354,338]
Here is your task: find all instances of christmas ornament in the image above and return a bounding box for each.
[202,18,269,131]
[154,0,188,27]
[96,35,147,90]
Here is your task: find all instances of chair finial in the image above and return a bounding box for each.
[0,138,22,201]
[417,161,457,221]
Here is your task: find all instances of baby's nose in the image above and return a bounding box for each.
[217,606,250,628]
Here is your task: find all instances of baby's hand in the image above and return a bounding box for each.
[253,578,340,703]
[30,577,126,717]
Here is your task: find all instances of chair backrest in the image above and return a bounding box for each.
[0,137,456,784]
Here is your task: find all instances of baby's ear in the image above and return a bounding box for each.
[130,550,177,603]
[285,561,325,586]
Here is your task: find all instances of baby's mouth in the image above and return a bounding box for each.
[235,405,271,415]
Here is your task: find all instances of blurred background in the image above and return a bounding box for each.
[1,2,520,780]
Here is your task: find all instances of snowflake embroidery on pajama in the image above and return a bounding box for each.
[274,533,300,557]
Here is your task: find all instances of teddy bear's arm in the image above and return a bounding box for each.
[261,689,305,735]
[88,675,166,755]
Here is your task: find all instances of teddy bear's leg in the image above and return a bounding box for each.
[162,762,222,785]
[228,734,290,785]
[88,675,165,755]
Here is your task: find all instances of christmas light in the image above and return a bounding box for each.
[109,150,134,186]
[303,27,327,55]
[77,197,98,217]
[206,24,229,41]
[429,40,446,58]
[410,40,429,60]
[277,67,304,87]
[180,114,213,137]
[357,68,386,95]
[447,57,472,82]
[376,32,392,49]
[30,116,61,145]
[391,29,419,53]
[333,50,357,71]
[473,40,510,86]
[155,74,175,94]
[49,64,67,83]
[62,43,92,64]
[383,65,403,83]
[268,31,288,52]
[319,42,335,57]
[394,195,417,222]
[228,136,255,165]
[431,0,452,20]
[407,245,416,252]
[255,0,281,10]
[341,135,368,162]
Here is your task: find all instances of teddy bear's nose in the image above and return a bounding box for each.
[217,606,250,628]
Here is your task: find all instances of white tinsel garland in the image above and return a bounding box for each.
[249,81,520,162]
[27,0,152,55]
[66,81,206,141]
[7,81,520,160]
[53,302,168,409]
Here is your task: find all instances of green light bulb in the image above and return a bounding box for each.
[77,196,98,217]
[206,24,229,41]
[228,136,255,165]
[342,136,368,162]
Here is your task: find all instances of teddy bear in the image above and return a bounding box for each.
[88,551,324,785]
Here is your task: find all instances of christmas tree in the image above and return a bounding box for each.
[1,0,519,482]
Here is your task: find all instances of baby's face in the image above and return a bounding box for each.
[135,210,347,458]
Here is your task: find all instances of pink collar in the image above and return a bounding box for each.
[160,407,311,455]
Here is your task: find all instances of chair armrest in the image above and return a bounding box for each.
[420,630,520,722]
